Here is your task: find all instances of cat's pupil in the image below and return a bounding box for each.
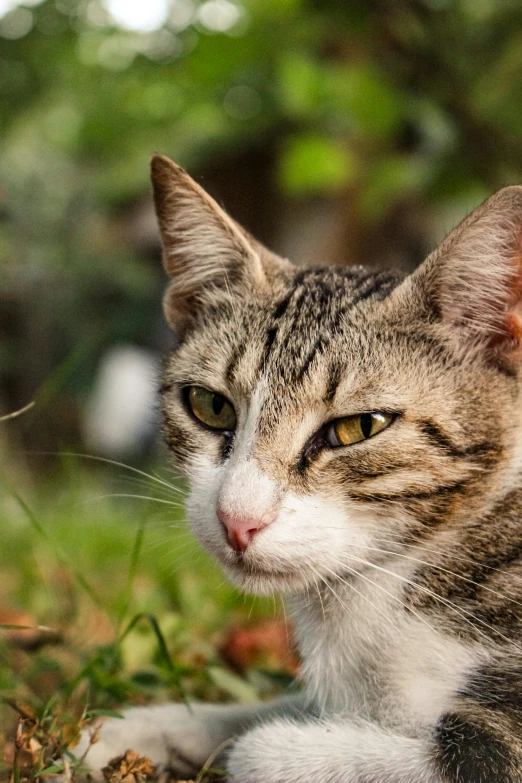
[212,395,225,416]
[360,413,373,439]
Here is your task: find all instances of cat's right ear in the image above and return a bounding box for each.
[396,186,522,366]
[151,154,288,336]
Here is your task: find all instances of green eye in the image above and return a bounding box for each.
[327,412,393,447]
[187,386,236,431]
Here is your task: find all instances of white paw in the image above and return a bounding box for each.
[75,703,225,779]
[226,719,310,783]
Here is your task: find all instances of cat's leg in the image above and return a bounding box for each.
[226,704,522,783]
[76,694,306,779]
[433,703,522,783]
[226,718,437,783]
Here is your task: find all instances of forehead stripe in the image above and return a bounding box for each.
[225,341,244,383]
[227,267,405,390]
[258,282,306,372]
[352,273,402,303]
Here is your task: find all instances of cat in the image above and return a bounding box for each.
[77,155,522,783]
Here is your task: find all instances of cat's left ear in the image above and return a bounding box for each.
[151,154,290,335]
[400,186,522,363]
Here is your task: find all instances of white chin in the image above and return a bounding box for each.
[221,559,311,596]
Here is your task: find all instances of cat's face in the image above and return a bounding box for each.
[153,155,522,595]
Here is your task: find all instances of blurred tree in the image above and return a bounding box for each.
[1,0,522,453]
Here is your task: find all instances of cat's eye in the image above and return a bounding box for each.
[186,386,236,431]
[326,412,393,447]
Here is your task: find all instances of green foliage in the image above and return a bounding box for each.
[2,6,522,772]
[279,133,355,195]
[3,0,522,428]
[0,460,288,778]
[2,0,522,218]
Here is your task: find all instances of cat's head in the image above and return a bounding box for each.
[152,154,522,595]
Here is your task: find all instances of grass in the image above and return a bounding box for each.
[0,453,293,782]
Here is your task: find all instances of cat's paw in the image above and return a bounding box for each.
[226,719,311,783]
[75,704,220,780]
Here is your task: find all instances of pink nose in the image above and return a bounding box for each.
[217,508,274,552]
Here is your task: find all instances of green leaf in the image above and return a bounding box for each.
[117,515,147,631]
[207,666,259,703]
[84,708,124,719]
[360,155,430,221]
[279,134,356,195]
[39,765,65,776]
[277,53,325,118]
[329,64,404,140]
[0,624,32,630]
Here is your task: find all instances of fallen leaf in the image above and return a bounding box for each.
[103,749,157,783]
[220,619,299,674]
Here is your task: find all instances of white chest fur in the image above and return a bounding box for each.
[288,563,485,737]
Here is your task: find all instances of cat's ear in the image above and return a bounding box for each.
[151,154,288,335]
[404,186,522,363]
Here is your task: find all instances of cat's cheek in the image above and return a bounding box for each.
[179,457,400,597]
[242,494,373,568]
[183,456,230,553]
[219,495,379,595]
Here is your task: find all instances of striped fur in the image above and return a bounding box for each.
[79,158,522,782]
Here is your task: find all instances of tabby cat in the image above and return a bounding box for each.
[79,156,522,782]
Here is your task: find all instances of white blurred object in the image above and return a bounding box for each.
[104,0,169,32]
[84,345,160,458]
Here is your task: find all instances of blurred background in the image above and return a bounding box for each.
[2,0,522,768]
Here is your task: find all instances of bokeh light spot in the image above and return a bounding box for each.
[198,0,241,32]
[0,0,42,14]
[168,0,194,31]
[0,6,33,38]
[104,0,169,32]
[97,34,137,69]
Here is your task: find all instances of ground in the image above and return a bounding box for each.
[0,455,295,783]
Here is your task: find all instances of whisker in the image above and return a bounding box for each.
[321,563,412,640]
[355,542,522,610]
[164,543,207,577]
[339,552,522,655]
[319,525,522,588]
[142,533,195,555]
[158,543,198,566]
[151,549,193,568]
[310,566,356,623]
[84,493,185,508]
[36,451,189,496]
[151,466,187,489]
[308,570,332,706]
[312,574,327,623]
[279,593,287,624]
[371,532,522,588]
[119,475,188,501]
[214,577,232,591]
[130,514,184,530]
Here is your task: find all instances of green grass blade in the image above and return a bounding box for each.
[0,625,32,630]
[118,613,175,674]
[0,471,105,612]
[23,333,105,422]
[117,515,147,631]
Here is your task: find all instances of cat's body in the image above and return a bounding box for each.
[79,157,522,782]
